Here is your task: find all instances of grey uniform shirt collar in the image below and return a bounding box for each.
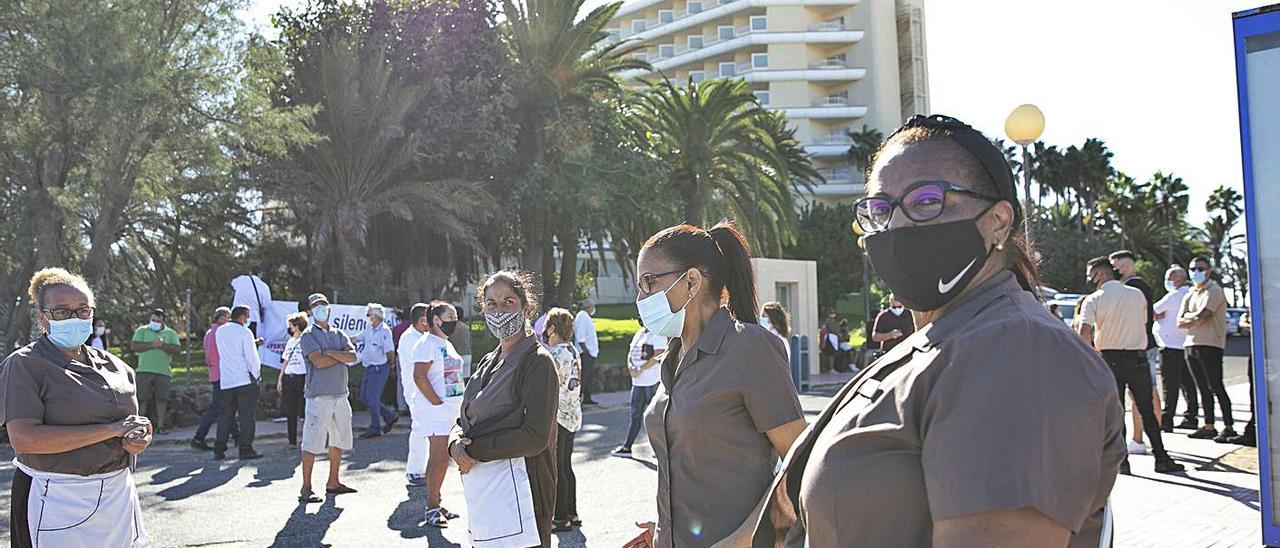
[664,307,732,382]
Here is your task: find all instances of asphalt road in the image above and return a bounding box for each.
[0,391,836,547]
[0,337,1253,547]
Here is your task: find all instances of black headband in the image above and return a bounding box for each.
[888,114,1024,229]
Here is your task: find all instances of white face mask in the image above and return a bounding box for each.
[890,306,905,316]
[94,326,106,336]
[636,271,694,339]
[312,304,331,322]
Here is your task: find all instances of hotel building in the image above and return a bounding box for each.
[608,0,929,203]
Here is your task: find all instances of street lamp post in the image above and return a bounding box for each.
[1004,104,1045,244]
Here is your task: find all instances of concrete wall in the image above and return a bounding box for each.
[752,257,819,373]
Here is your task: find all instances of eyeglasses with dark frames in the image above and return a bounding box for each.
[637,269,687,296]
[853,180,999,234]
[42,306,95,321]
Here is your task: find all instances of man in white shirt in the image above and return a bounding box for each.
[229,266,272,335]
[357,303,399,439]
[574,299,600,405]
[613,324,667,457]
[397,302,431,486]
[1153,265,1197,431]
[213,304,263,461]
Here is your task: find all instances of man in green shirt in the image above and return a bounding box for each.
[131,308,181,432]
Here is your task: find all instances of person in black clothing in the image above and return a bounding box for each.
[1110,250,1163,448]
[872,293,915,354]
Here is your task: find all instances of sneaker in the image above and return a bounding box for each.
[1188,427,1219,440]
[1154,457,1184,474]
[570,517,583,527]
[190,439,211,451]
[406,474,426,487]
[1226,432,1257,447]
[1175,418,1199,430]
[611,446,632,457]
[1119,461,1131,475]
[359,431,382,440]
[1214,428,1239,444]
[383,414,400,434]
[239,450,264,460]
[213,452,226,461]
[1160,423,1174,433]
[1126,440,1149,455]
[551,519,573,533]
[425,507,449,528]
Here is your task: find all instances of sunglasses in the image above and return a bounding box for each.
[853,180,998,233]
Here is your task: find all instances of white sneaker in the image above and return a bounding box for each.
[1127,439,1149,455]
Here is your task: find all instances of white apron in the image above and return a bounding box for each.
[461,458,541,548]
[15,459,148,548]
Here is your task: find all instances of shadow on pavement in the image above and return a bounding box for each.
[386,485,462,546]
[154,460,247,501]
[249,449,301,488]
[1140,452,1260,511]
[271,495,344,547]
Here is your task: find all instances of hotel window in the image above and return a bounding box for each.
[658,9,673,23]
[719,62,737,77]
[632,19,647,33]
[689,70,705,83]
[752,53,768,69]
[687,1,702,13]
[659,44,675,58]
[750,16,767,31]
[606,29,621,41]
[718,25,735,40]
[688,35,704,49]
[753,91,770,105]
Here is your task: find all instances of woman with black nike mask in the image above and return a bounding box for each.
[746,115,1125,548]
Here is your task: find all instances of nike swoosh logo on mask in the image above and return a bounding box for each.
[937,258,979,294]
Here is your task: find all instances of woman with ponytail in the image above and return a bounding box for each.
[622,222,806,548]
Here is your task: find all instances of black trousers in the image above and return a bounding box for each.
[1102,350,1169,460]
[1186,345,1233,427]
[281,374,306,445]
[1245,358,1256,436]
[215,383,259,454]
[580,351,597,403]
[1159,348,1199,424]
[554,425,577,521]
[11,467,32,547]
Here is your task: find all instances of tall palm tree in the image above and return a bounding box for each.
[1205,185,1244,288]
[501,0,649,288]
[1150,171,1189,265]
[275,35,486,284]
[633,78,819,254]
[846,125,884,176]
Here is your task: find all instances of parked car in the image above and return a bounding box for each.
[1226,307,1249,337]
[1047,298,1082,327]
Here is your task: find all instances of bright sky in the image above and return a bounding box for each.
[246,0,1258,224]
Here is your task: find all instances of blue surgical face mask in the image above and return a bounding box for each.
[759,315,772,330]
[48,317,93,349]
[312,304,331,322]
[148,321,162,331]
[636,271,695,339]
[1190,270,1207,285]
[1164,280,1177,293]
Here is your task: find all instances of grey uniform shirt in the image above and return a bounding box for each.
[645,308,803,547]
[300,324,354,398]
[752,271,1125,548]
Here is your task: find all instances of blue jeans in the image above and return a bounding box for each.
[623,384,659,449]
[194,381,238,442]
[361,364,396,434]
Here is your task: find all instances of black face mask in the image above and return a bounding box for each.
[438,320,459,337]
[864,216,993,312]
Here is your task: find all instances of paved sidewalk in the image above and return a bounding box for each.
[1111,382,1261,547]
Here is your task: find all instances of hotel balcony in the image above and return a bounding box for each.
[618,25,864,79]
[802,133,853,157]
[777,96,868,120]
[611,0,862,43]
[807,166,862,198]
